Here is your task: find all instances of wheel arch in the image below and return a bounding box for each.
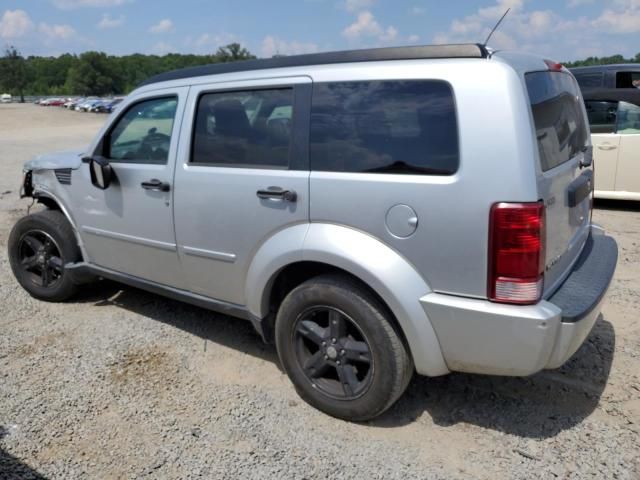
[31,188,87,261]
[245,223,449,376]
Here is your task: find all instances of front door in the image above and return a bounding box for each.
[74,88,188,287]
[613,101,640,195]
[173,78,311,305]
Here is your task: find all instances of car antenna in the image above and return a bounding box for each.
[484,8,510,47]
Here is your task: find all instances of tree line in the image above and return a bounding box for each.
[0,43,255,101]
[3,45,640,101]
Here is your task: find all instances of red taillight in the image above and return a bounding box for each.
[544,59,564,72]
[488,202,545,305]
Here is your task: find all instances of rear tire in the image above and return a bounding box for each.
[8,209,81,302]
[275,274,413,421]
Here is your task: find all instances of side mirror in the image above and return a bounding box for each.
[87,156,113,189]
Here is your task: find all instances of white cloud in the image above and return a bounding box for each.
[261,35,319,57]
[594,8,640,32]
[407,34,420,43]
[151,41,175,54]
[568,0,594,7]
[97,13,124,29]
[39,23,76,40]
[52,0,129,9]
[342,10,398,43]
[149,19,174,34]
[410,6,426,15]
[344,0,374,12]
[0,9,34,39]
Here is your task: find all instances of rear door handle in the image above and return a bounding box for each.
[597,144,617,151]
[256,186,297,202]
[141,179,171,192]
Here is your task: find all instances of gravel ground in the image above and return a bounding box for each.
[0,104,639,480]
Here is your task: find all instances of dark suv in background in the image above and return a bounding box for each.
[571,64,640,89]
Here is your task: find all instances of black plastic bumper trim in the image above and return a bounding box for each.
[548,234,618,323]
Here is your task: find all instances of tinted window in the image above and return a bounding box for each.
[574,72,604,89]
[616,101,640,134]
[107,97,177,164]
[585,100,617,134]
[526,72,589,171]
[310,81,458,175]
[191,88,293,168]
[616,71,640,89]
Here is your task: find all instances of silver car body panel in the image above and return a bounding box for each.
[22,49,614,378]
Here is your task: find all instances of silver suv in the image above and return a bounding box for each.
[9,44,618,421]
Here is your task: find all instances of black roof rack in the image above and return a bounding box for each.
[139,43,489,87]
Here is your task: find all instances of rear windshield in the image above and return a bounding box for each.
[526,71,589,171]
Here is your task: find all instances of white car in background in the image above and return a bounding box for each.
[583,88,640,201]
[1,93,12,103]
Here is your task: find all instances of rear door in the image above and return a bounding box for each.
[525,71,592,295]
[173,77,310,305]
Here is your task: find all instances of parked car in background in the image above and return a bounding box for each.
[10,44,618,421]
[94,98,123,114]
[571,64,640,89]
[75,98,101,112]
[40,98,66,107]
[1,93,12,103]
[582,88,640,200]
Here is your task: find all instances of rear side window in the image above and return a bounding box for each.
[310,81,458,175]
[585,100,617,134]
[191,88,293,168]
[574,72,604,89]
[526,72,589,171]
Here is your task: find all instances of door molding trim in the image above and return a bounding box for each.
[182,245,236,263]
[81,225,177,252]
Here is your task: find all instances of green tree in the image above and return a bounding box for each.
[215,43,256,62]
[65,51,120,95]
[0,46,30,102]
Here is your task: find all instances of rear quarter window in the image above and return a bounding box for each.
[526,71,589,172]
[310,80,459,175]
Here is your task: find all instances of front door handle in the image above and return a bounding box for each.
[141,178,171,192]
[256,186,297,202]
[597,144,617,151]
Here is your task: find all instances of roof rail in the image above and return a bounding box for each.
[139,43,489,87]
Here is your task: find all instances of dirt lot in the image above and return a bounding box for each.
[0,104,639,479]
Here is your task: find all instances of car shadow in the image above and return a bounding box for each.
[374,315,615,438]
[0,426,49,479]
[75,282,614,439]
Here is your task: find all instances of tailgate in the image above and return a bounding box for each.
[525,70,592,296]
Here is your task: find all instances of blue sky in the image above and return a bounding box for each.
[0,0,639,61]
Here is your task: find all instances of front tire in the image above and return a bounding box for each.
[8,209,81,302]
[275,274,413,421]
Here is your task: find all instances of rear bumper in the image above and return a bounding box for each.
[421,226,617,376]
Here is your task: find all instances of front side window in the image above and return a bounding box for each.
[106,97,178,164]
[585,100,618,134]
[191,88,293,168]
[526,71,589,171]
[616,101,640,134]
[574,72,604,89]
[310,81,459,175]
[616,71,640,89]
